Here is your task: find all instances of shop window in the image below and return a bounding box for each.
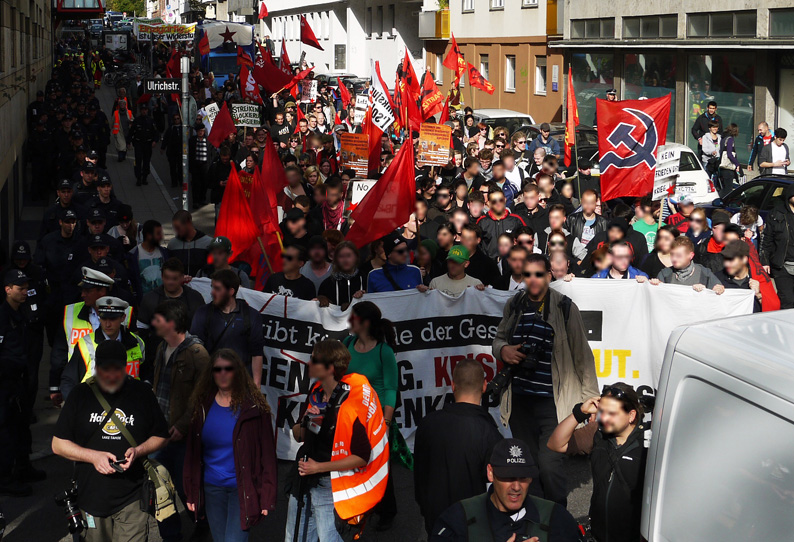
[571,53,614,126]
[623,53,677,142]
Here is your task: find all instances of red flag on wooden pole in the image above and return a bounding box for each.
[300,15,324,50]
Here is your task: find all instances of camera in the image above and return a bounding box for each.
[484,342,542,407]
[54,484,86,534]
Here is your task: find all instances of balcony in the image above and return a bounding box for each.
[418,9,450,39]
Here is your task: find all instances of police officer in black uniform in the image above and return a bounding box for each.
[0,269,47,497]
[127,102,160,186]
[40,179,88,241]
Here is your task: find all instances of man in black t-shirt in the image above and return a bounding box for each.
[263,244,317,300]
[52,341,169,542]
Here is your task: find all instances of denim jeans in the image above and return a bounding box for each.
[205,484,248,542]
[151,440,187,542]
[283,476,342,542]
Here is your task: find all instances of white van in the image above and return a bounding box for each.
[641,310,794,541]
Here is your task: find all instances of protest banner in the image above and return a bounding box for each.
[300,79,318,103]
[417,123,452,167]
[188,278,752,459]
[353,95,369,125]
[653,147,681,201]
[339,133,370,177]
[231,103,262,127]
[136,23,196,41]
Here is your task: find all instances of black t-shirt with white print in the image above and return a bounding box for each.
[263,272,317,300]
[54,377,169,517]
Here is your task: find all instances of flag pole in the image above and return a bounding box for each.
[257,236,275,274]
[569,64,581,200]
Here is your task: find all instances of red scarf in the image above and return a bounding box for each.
[322,200,344,230]
[707,237,724,254]
[745,238,781,311]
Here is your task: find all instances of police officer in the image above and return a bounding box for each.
[39,179,87,241]
[66,234,130,303]
[49,268,130,407]
[61,296,144,400]
[73,162,98,206]
[431,438,583,542]
[0,269,46,497]
[127,102,160,186]
[90,175,125,228]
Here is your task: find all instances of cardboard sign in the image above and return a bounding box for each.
[653,148,680,201]
[353,95,369,125]
[339,133,370,178]
[345,179,378,214]
[300,80,318,104]
[417,123,452,167]
[231,104,262,127]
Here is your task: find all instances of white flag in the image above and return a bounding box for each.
[370,59,395,132]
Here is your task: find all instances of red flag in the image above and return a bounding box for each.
[401,51,421,98]
[166,48,181,79]
[207,102,237,148]
[597,94,672,201]
[420,70,444,120]
[745,239,780,311]
[346,140,415,248]
[300,15,324,51]
[236,46,253,68]
[198,33,210,56]
[564,69,579,167]
[439,92,451,125]
[467,62,494,94]
[258,1,268,19]
[216,166,260,262]
[253,44,292,94]
[245,137,284,282]
[284,65,314,92]
[361,107,382,175]
[279,41,292,76]
[442,34,467,85]
[240,64,264,104]
[337,77,352,109]
[334,110,342,125]
[293,106,305,134]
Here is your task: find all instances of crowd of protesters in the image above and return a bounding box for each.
[0,33,791,542]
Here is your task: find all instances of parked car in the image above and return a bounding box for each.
[471,109,535,136]
[515,122,599,168]
[661,143,718,205]
[315,73,357,87]
[642,309,794,542]
[700,175,794,221]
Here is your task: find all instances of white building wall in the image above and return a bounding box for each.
[449,0,547,39]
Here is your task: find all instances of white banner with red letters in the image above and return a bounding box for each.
[188,278,753,459]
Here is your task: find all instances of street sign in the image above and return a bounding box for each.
[142,78,180,94]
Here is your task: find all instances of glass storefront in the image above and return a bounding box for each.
[571,53,614,128]
[623,53,676,143]
[687,53,755,164]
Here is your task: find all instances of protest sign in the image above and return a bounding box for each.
[136,23,196,41]
[201,103,220,134]
[188,278,752,459]
[339,133,370,177]
[353,95,369,125]
[231,104,262,127]
[345,179,378,214]
[417,123,452,167]
[300,80,318,103]
[653,147,681,201]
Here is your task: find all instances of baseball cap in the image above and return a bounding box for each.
[678,195,694,206]
[117,204,133,222]
[711,210,731,227]
[722,239,750,259]
[285,208,305,222]
[284,101,296,109]
[88,234,112,248]
[4,269,29,287]
[209,236,233,253]
[95,340,128,369]
[489,438,539,479]
[96,175,112,186]
[540,122,551,132]
[11,241,32,261]
[82,161,96,171]
[88,208,106,222]
[382,233,406,257]
[36,90,44,97]
[92,258,114,274]
[60,208,78,221]
[87,150,99,160]
[57,178,73,190]
[447,245,470,264]
[96,296,130,319]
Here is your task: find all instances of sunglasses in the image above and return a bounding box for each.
[517,140,526,144]
[690,218,703,223]
[495,144,505,149]
[438,194,450,199]
[392,247,408,255]
[602,386,626,399]
[520,240,533,246]
[522,271,546,278]
[549,240,565,247]
[282,254,296,261]
[480,190,491,196]
[213,365,235,373]
[489,198,505,204]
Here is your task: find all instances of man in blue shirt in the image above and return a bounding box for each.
[367,233,423,292]
[528,123,561,160]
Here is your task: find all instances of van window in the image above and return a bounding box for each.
[658,378,794,541]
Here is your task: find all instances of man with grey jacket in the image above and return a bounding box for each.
[492,253,598,507]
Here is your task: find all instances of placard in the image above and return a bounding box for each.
[203,102,220,126]
[136,23,196,41]
[353,95,369,125]
[345,179,378,213]
[417,123,452,167]
[653,147,680,201]
[231,104,262,127]
[300,80,318,104]
[339,133,370,178]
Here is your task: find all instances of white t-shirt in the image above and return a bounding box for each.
[771,143,787,175]
[731,212,764,240]
[508,276,525,291]
[429,274,482,297]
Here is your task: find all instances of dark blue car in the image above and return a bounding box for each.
[700,175,794,221]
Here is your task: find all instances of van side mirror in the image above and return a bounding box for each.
[712,198,723,206]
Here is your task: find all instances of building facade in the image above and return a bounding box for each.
[553,1,794,164]
[0,0,52,242]
[424,0,565,122]
[259,0,422,80]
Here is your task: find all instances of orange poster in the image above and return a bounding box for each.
[340,133,370,177]
[417,123,451,167]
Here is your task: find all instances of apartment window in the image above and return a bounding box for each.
[491,0,505,10]
[435,55,444,84]
[334,44,346,71]
[535,56,547,95]
[687,11,756,37]
[522,0,538,7]
[771,8,794,36]
[505,55,516,92]
[375,5,383,37]
[386,4,395,37]
[365,7,372,37]
[480,54,489,81]
[572,18,614,39]
[462,0,474,12]
[623,15,677,38]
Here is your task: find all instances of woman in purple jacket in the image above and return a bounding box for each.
[184,349,277,542]
[720,123,742,192]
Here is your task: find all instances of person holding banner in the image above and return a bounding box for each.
[491,254,598,507]
[649,237,725,294]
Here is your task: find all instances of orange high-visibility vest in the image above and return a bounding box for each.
[328,372,390,521]
[112,108,133,134]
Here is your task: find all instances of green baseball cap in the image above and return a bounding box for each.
[447,245,470,264]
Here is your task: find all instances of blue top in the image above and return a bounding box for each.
[201,400,238,488]
[591,266,649,279]
[366,262,423,293]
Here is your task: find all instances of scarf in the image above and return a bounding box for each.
[331,269,359,281]
[673,261,696,282]
[707,237,724,254]
[322,201,344,230]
